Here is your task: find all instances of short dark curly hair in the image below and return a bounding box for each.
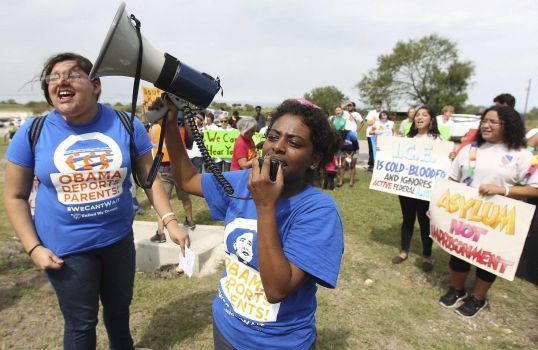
[40,52,100,106]
[269,99,339,170]
[475,105,526,149]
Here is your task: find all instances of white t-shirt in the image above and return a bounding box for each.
[365,109,380,137]
[449,143,538,188]
[525,127,538,140]
[374,119,394,137]
[343,111,363,132]
[436,116,454,127]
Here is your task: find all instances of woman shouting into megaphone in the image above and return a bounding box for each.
[159,96,344,350]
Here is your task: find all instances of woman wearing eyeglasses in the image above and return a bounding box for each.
[3,52,188,349]
[439,105,538,318]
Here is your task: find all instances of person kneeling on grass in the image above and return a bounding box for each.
[158,97,344,350]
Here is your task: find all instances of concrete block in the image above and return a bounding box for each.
[132,220,224,277]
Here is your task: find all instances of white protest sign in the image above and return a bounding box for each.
[430,179,535,281]
[369,137,454,200]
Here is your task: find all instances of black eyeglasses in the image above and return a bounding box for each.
[480,119,503,127]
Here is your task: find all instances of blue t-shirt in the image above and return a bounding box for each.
[202,170,344,350]
[6,104,152,256]
[341,130,359,153]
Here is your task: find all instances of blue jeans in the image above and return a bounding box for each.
[46,232,135,350]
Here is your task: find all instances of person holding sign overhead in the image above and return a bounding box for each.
[438,105,538,318]
[159,97,343,350]
[392,106,442,272]
[218,114,235,172]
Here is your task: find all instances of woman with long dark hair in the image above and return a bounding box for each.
[439,105,538,317]
[392,106,442,272]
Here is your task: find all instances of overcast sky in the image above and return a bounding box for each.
[1,0,537,111]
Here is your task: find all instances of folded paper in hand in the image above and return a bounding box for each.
[179,246,196,278]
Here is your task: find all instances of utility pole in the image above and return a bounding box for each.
[523,79,531,117]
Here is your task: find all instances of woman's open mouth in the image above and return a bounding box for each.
[58,89,75,102]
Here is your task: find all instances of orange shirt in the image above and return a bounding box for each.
[148,124,186,163]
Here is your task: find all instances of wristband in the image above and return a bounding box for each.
[164,217,178,227]
[504,185,510,197]
[161,212,176,222]
[28,243,43,256]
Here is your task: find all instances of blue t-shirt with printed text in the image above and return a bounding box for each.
[6,104,152,256]
[202,170,344,350]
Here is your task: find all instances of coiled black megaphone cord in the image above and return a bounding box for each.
[183,106,252,200]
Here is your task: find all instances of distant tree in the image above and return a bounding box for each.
[525,107,538,120]
[232,103,242,108]
[210,102,230,111]
[356,34,475,114]
[303,86,347,115]
[244,104,255,112]
[460,104,487,115]
[25,101,49,114]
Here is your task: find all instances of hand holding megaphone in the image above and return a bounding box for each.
[145,93,187,123]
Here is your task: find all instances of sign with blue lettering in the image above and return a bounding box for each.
[369,137,454,200]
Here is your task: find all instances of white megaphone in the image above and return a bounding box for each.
[90,2,220,122]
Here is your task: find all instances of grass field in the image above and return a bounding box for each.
[0,124,537,349]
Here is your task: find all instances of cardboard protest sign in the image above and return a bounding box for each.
[203,130,266,158]
[141,85,165,114]
[369,137,454,200]
[430,179,535,281]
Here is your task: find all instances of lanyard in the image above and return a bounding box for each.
[462,141,478,186]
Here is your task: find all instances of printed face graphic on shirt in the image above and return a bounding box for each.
[51,132,127,205]
[233,232,254,263]
[221,218,281,324]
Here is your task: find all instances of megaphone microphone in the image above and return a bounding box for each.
[90,2,220,110]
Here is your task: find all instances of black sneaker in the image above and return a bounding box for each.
[183,218,196,230]
[150,232,166,243]
[439,287,468,309]
[455,296,488,318]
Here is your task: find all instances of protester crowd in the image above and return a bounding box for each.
[3,50,537,349]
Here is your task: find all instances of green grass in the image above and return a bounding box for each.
[0,138,537,349]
